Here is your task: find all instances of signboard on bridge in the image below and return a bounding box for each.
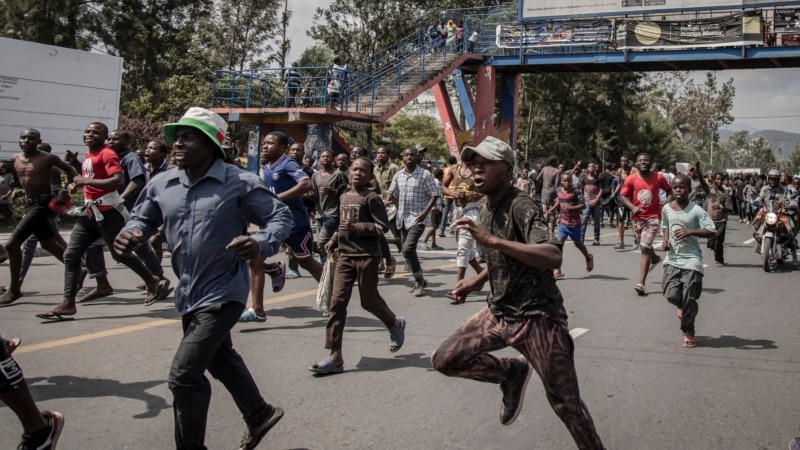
[496,19,614,48]
[519,0,800,20]
[616,12,763,49]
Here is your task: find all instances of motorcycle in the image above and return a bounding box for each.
[753,198,798,272]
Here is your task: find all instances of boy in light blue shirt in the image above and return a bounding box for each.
[660,174,716,349]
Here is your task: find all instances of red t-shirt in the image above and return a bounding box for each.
[82,146,122,211]
[620,171,671,220]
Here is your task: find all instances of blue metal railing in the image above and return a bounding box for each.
[210,4,500,114]
[210,3,776,112]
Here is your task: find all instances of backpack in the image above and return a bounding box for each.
[428,26,439,40]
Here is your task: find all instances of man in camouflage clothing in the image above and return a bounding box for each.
[431,136,604,449]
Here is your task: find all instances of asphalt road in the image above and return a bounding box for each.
[0,219,798,449]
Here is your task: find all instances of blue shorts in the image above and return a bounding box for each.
[286,226,315,258]
[556,223,584,244]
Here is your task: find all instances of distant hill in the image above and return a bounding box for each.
[719,128,800,161]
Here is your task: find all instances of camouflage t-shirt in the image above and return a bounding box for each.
[480,187,564,317]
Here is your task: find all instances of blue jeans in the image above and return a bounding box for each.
[581,203,602,242]
[315,217,339,259]
[170,301,270,449]
[439,198,454,233]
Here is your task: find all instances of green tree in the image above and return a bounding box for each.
[729,135,776,173]
[0,0,95,50]
[516,72,676,166]
[720,130,750,169]
[308,0,426,72]
[786,143,800,175]
[643,71,735,169]
[197,0,285,71]
[386,112,447,161]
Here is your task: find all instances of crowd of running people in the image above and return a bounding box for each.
[1,108,799,448]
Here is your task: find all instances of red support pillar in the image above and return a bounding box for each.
[432,80,469,157]
[472,65,497,144]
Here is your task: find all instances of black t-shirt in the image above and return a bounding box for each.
[597,171,614,196]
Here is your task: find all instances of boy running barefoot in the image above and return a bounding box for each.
[309,157,406,375]
[549,173,593,278]
[661,174,716,348]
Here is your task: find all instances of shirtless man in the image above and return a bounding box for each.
[0,129,76,305]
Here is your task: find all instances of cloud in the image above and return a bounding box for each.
[286,0,330,61]
[726,68,800,131]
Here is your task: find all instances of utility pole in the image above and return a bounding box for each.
[774,138,791,169]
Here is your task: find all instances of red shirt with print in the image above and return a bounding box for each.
[620,171,671,221]
[82,146,122,211]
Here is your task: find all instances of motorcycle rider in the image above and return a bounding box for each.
[754,169,798,252]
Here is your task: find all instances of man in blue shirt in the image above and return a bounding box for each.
[115,107,291,450]
[239,131,323,323]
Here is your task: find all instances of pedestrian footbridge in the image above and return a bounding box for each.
[210,2,800,160]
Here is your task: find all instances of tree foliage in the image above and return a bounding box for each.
[787,144,800,175]
[118,115,164,150]
[307,0,426,71]
[386,112,447,161]
[0,0,95,50]
[517,72,676,166]
[642,71,735,168]
[725,131,777,172]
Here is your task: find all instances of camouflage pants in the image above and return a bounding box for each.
[431,306,604,449]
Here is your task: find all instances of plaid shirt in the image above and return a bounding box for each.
[388,165,439,228]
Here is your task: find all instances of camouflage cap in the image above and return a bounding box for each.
[460,136,514,166]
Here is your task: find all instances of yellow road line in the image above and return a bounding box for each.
[14,319,176,355]
[16,262,458,354]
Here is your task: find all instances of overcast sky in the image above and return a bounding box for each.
[286,1,800,134]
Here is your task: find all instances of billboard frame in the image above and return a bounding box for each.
[518,0,800,21]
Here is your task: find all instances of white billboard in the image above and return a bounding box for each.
[0,37,123,160]
[520,0,800,20]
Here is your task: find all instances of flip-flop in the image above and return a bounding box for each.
[0,291,23,307]
[309,357,344,375]
[144,280,169,306]
[265,261,286,293]
[389,317,406,353]
[634,283,646,295]
[445,291,465,304]
[585,254,594,272]
[682,336,697,348]
[36,310,75,321]
[78,289,114,303]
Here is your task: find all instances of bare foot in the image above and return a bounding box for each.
[78,288,114,303]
